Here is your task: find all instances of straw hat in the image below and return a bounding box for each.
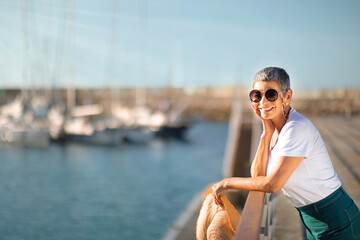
[196,188,241,240]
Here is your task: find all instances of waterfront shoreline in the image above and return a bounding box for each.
[1,87,359,122]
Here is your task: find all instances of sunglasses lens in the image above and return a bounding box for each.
[249,90,261,102]
[265,89,278,102]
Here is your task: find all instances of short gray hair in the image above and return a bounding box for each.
[253,67,290,94]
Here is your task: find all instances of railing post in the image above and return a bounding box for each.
[234,191,266,240]
[235,191,278,240]
[259,193,278,240]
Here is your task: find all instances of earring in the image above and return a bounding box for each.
[282,102,287,120]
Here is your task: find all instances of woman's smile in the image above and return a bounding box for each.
[259,106,275,113]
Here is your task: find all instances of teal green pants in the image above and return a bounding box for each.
[296,187,360,240]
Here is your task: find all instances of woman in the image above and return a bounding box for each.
[212,67,360,239]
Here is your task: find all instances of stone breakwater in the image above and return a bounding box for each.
[183,97,360,121]
[1,87,359,122]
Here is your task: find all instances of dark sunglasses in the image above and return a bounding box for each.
[249,89,279,103]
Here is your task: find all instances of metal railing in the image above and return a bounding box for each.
[226,100,278,240]
[234,191,278,240]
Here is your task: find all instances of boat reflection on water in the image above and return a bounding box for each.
[0,121,227,240]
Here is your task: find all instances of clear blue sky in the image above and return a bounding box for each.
[1,0,360,90]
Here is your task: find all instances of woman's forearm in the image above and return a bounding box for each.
[223,176,277,193]
[250,134,272,177]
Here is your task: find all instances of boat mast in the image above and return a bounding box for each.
[103,0,119,117]
[65,0,76,117]
[135,0,148,107]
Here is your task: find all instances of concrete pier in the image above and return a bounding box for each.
[162,115,360,240]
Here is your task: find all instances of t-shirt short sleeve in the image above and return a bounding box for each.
[276,122,311,158]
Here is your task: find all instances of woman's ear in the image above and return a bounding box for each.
[285,89,293,104]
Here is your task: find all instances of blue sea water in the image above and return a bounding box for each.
[0,122,228,240]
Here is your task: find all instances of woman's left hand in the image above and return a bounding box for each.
[212,180,229,207]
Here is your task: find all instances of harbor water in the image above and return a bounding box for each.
[0,121,228,240]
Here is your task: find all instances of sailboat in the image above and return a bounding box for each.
[0,94,50,148]
[152,99,193,139]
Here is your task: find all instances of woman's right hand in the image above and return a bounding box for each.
[251,104,275,137]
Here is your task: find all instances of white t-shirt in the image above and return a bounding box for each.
[266,109,341,207]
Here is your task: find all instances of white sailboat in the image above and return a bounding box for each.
[0,94,50,148]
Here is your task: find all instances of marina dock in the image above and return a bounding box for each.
[162,115,360,240]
